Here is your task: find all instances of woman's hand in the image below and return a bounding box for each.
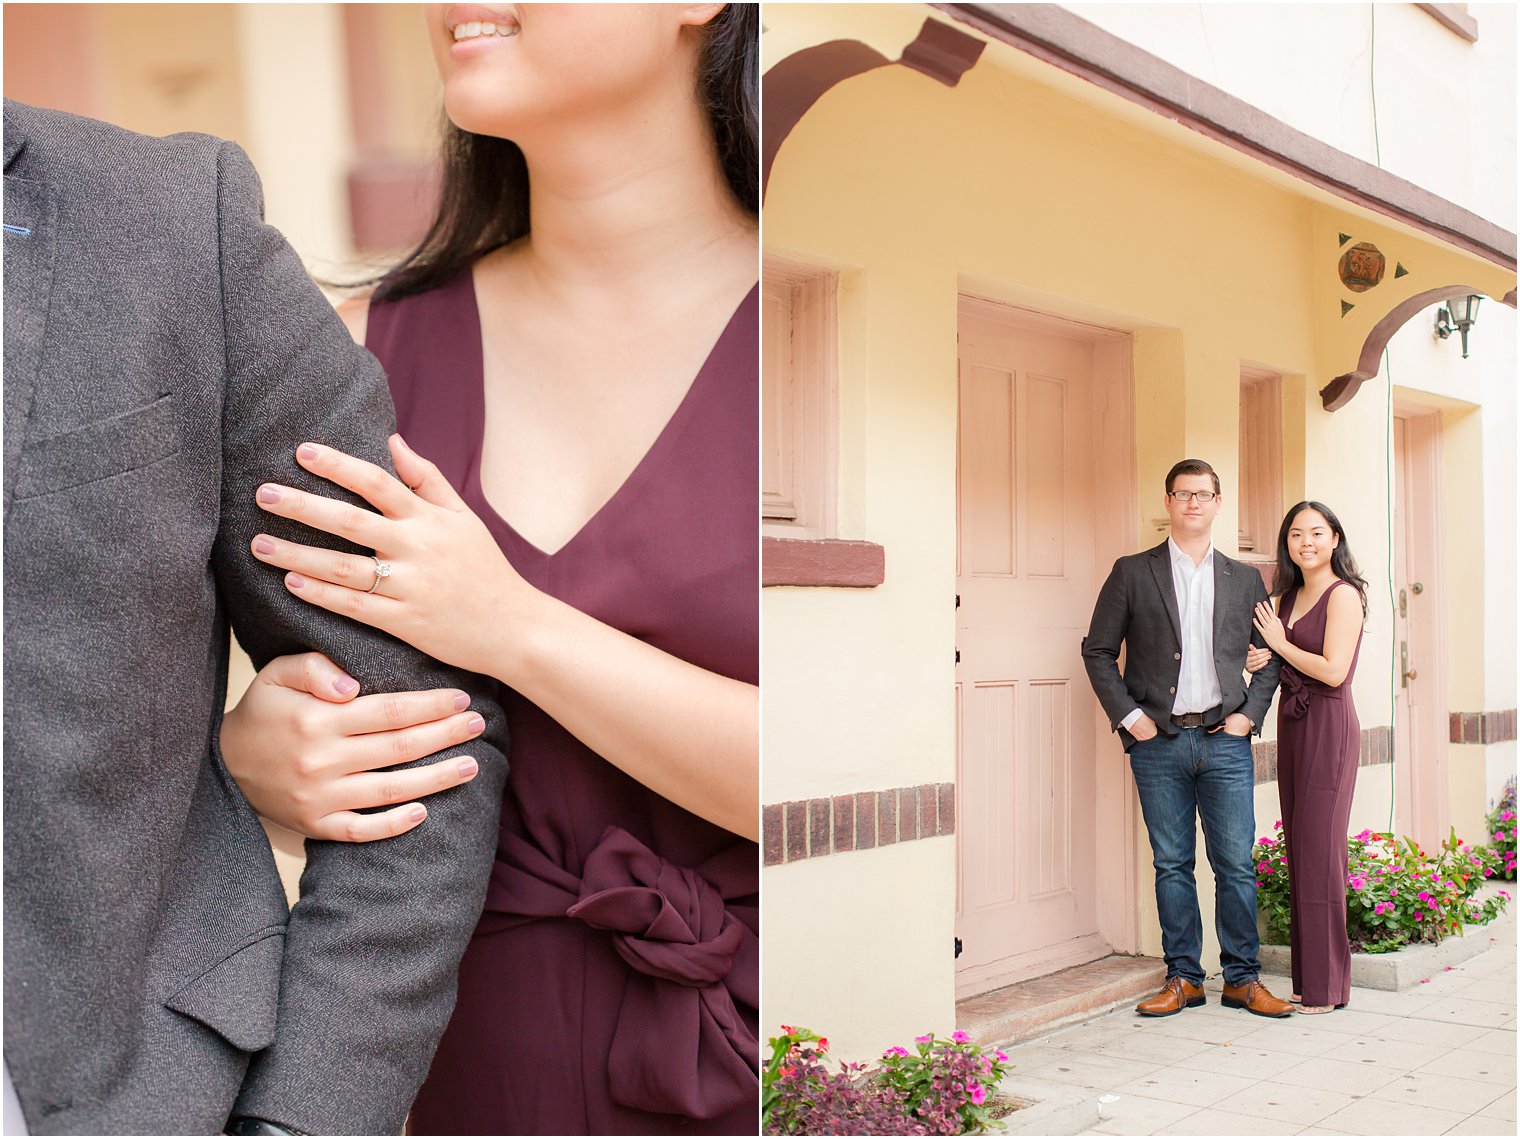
[1244,644,1273,673]
[252,435,759,841]
[219,651,487,841]
[250,435,526,677]
[1252,600,1288,654]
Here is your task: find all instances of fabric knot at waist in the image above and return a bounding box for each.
[484,824,758,1117]
[566,829,745,988]
[1280,666,1344,721]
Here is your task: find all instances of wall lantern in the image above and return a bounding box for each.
[1434,294,1483,358]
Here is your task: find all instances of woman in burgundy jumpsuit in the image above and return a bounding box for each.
[1252,502,1367,1014]
[217,5,760,1132]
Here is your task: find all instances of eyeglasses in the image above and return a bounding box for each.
[1168,491,1218,504]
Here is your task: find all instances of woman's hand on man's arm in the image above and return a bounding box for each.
[219,651,487,841]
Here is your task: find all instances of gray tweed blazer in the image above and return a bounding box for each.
[3,100,508,1135]
[1081,539,1282,751]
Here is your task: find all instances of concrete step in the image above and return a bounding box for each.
[957,954,1166,1047]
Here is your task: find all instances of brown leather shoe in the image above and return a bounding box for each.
[1221,979,1294,1018]
[1135,976,1206,1017]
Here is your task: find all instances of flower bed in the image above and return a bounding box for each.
[763,1027,1013,1135]
[1485,777,1516,879]
[1254,821,1510,954]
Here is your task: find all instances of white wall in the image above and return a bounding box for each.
[1065,3,1517,232]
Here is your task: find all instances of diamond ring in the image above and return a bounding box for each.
[366,556,392,595]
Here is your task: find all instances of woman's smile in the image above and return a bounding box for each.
[444,4,520,58]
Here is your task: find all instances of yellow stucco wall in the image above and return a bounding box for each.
[762,3,1515,1057]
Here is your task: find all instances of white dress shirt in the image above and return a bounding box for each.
[1121,538,1224,730]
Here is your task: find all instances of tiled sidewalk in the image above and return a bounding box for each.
[1000,899,1515,1136]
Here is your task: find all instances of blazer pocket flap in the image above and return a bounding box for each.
[164,930,283,1053]
[15,393,180,499]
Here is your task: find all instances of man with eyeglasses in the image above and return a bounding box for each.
[1082,458,1290,1020]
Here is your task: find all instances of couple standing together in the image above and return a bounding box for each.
[5,5,758,1136]
[1083,460,1368,1019]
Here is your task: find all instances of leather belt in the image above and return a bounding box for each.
[1172,712,1208,729]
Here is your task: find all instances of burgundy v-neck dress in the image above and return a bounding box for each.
[1276,578,1362,1009]
[364,270,759,1135]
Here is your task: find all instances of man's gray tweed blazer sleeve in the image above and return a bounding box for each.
[210,143,508,1134]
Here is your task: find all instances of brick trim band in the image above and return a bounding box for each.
[763,782,955,866]
[1252,725,1393,784]
[1450,709,1518,745]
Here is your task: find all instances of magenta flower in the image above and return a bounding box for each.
[1274,819,1283,830]
[951,1030,970,1044]
[1414,910,1424,921]
[884,1046,910,1057]
[969,1083,987,1106]
[1348,875,1367,890]
[993,1050,1009,1063]
[914,1034,933,1044]
[1257,861,1272,873]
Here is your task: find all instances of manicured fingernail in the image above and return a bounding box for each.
[258,485,281,504]
[453,692,471,711]
[287,573,307,589]
[253,536,275,555]
[334,676,359,696]
[409,804,427,822]
[298,443,320,462]
[467,714,485,734]
[457,758,479,778]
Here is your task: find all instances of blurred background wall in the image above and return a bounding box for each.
[3,4,444,278]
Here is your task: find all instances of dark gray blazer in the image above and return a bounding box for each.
[1081,539,1281,752]
[3,101,508,1135]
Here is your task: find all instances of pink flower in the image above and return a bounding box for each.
[1414,910,1424,921]
[1355,829,1373,841]
[1374,901,1393,915]
[1503,810,1515,822]
[915,1034,933,1044]
[1257,861,1272,873]
[969,1083,987,1106]
[1418,891,1432,904]
[1420,978,1430,984]
[951,1030,970,1044]
[884,1046,910,1057]
[993,1050,1009,1063]
[1348,875,1367,890]
[1274,820,1283,830]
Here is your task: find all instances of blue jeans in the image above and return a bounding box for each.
[1129,727,1261,987]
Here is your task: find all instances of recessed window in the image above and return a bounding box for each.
[1239,367,1283,555]
[763,257,837,538]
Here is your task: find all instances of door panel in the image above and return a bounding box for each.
[955,309,1104,996]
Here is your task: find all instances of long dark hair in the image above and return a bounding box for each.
[1271,500,1369,615]
[373,4,758,302]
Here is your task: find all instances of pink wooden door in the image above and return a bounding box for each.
[1392,411,1448,849]
[954,305,1105,997]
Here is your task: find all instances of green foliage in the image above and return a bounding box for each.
[1255,822,1510,954]
[763,1027,1013,1135]
[1484,777,1516,880]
